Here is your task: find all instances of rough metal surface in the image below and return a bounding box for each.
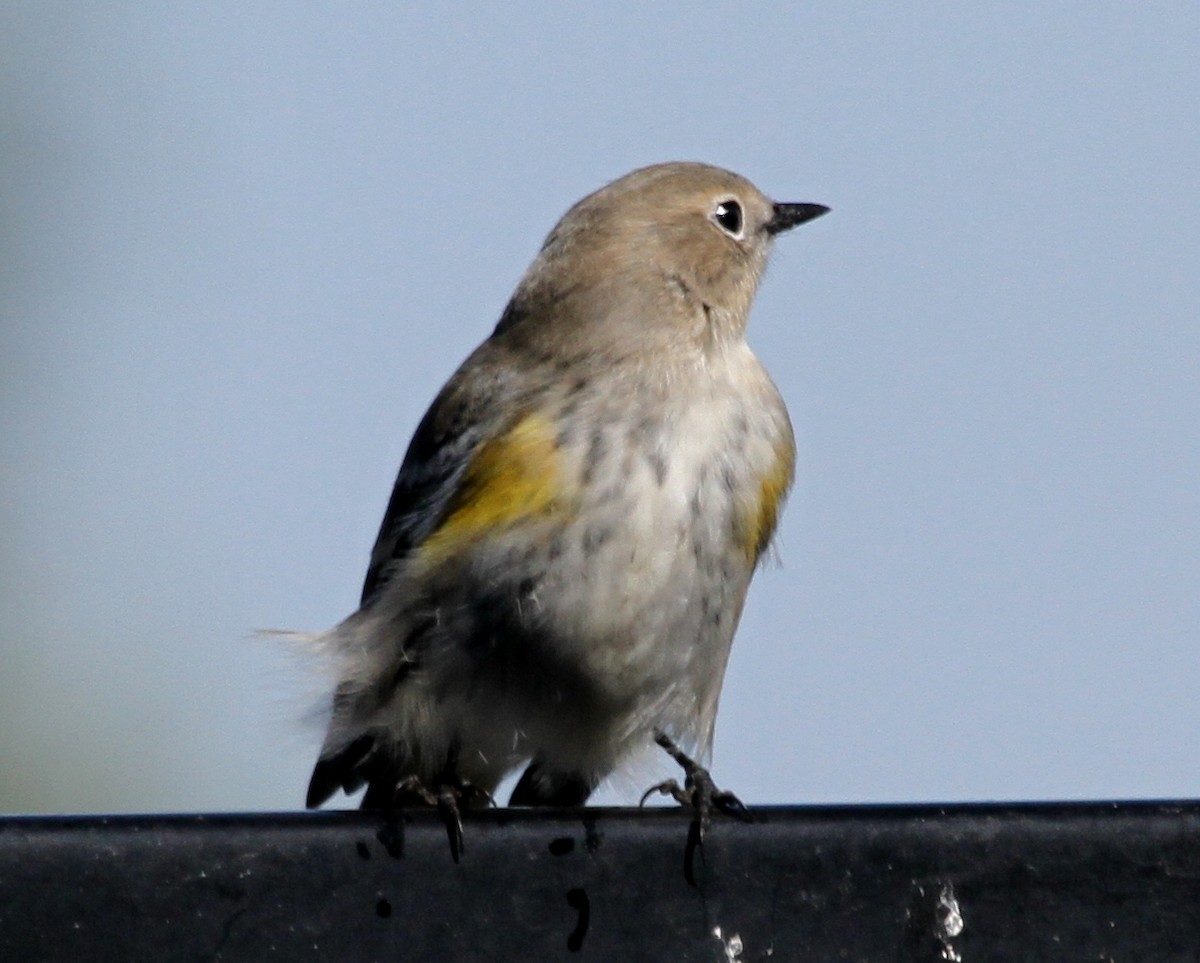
[2,802,1199,961]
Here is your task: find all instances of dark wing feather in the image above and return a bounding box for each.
[359,400,477,605]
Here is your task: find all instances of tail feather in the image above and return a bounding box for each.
[509,759,595,807]
[306,732,384,808]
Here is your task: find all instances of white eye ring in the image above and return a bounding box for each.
[710,198,745,239]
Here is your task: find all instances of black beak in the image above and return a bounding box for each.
[765,202,830,236]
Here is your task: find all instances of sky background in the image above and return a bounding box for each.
[2,4,1197,814]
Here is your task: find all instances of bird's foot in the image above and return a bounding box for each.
[393,775,492,863]
[640,731,752,884]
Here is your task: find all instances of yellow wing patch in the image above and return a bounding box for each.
[741,436,796,564]
[419,412,568,565]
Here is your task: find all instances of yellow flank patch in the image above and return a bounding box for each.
[742,437,796,564]
[420,412,567,565]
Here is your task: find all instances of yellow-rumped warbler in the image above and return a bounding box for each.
[305,162,827,844]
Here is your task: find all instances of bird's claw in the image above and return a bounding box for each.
[639,778,690,808]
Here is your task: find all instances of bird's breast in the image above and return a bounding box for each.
[527,348,793,662]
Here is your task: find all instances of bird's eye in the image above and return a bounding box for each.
[712,199,744,238]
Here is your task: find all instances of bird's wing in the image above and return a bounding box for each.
[360,407,478,605]
[359,337,559,605]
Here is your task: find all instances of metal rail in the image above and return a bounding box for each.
[2,802,1198,961]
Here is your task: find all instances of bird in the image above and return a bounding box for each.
[304,161,828,858]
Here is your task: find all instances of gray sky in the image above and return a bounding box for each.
[2,4,1197,814]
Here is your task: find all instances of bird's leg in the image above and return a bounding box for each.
[640,730,752,883]
[643,730,752,826]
